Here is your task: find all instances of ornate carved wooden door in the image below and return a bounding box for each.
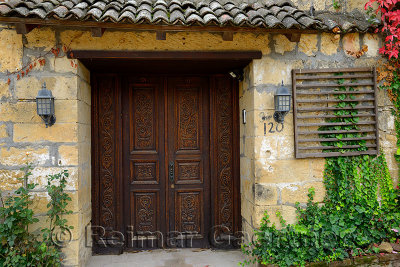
[92,73,240,252]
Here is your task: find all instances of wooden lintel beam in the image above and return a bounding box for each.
[156,31,166,40]
[67,50,263,60]
[91,27,105,37]
[222,32,234,41]
[15,23,37,34]
[284,33,301,42]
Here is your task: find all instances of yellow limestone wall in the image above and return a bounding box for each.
[0,24,395,266]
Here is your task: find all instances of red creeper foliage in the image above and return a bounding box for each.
[365,0,400,59]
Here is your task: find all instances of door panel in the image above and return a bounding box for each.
[122,77,166,249]
[167,77,210,246]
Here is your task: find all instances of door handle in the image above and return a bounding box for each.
[168,161,175,183]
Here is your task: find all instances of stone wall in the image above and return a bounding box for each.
[0,24,396,266]
[0,25,91,266]
[239,32,397,237]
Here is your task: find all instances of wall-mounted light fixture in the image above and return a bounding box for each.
[36,83,56,127]
[229,69,244,81]
[242,109,246,124]
[274,81,291,123]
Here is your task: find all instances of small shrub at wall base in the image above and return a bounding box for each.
[0,162,73,267]
[241,154,400,267]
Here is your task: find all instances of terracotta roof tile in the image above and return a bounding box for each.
[0,0,376,32]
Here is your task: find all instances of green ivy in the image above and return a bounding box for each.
[241,154,400,267]
[319,74,367,152]
[242,73,400,266]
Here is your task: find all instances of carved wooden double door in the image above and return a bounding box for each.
[92,74,240,252]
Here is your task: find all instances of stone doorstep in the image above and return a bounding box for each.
[260,253,400,267]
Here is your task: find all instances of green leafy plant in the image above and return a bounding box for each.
[0,162,73,267]
[241,154,400,266]
[319,74,367,152]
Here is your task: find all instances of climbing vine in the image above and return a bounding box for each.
[241,154,400,266]
[319,74,367,152]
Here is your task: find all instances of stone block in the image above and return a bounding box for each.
[254,183,278,206]
[377,87,394,107]
[241,197,255,224]
[363,33,380,57]
[240,156,253,180]
[0,124,8,138]
[0,146,48,166]
[254,136,278,160]
[78,123,91,144]
[244,136,255,159]
[255,159,312,184]
[343,33,360,58]
[59,145,79,166]
[54,57,78,73]
[254,88,274,111]
[13,123,78,143]
[25,27,55,51]
[254,205,297,229]
[310,158,325,179]
[56,100,78,123]
[78,142,91,166]
[15,76,78,100]
[0,170,24,190]
[299,34,318,56]
[0,79,10,99]
[30,167,79,190]
[0,29,23,72]
[281,181,326,204]
[61,240,80,266]
[273,34,296,55]
[378,111,395,132]
[78,78,91,105]
[321,33,340,55]
[252,57,303,86]
[78,100,91,125]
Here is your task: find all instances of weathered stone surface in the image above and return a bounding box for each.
[273,34,296,55]
[0,147,48,166]
[254,183,278,206]
[281,181,326,204]
[13,123,78,143]
[0,79,10,99]
[299,34,318,56]
[0,29,22,72]
[252,57,303,85]
[343,33,360,58]
[321,33,340,55]
[254,205,297,228]
[59,145,78,166]
[78,78,91,105]
[378,242,394,253]
[255,159,312,183]
[0,124,8,138]
[0,170,24,190]
[15,76,78,99]
[25,27,55,51]
[61,30,271,55]
[363,33,380,57]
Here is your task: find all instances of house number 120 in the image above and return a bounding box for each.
[264,122,284,134]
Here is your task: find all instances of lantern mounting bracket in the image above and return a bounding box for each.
[40,114,56,128]
[273,111,288,123]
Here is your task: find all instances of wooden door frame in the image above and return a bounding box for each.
[91,69,242,254]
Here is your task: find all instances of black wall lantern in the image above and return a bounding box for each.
[274,81,291,123]
[36,83,56,127]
